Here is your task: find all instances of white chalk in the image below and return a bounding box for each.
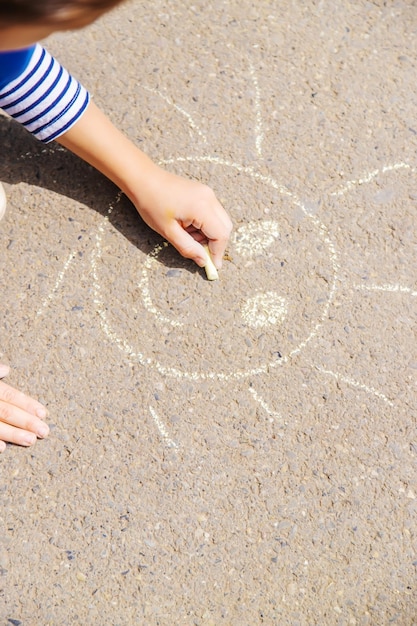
[204,245,219,281]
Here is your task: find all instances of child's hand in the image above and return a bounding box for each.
[57,102,232,269]
[131,164,232,269]
[0,364,49,451]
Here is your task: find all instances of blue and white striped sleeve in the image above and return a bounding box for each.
[0,43,90,143]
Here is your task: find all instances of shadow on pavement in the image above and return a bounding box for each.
[0,114,199,274]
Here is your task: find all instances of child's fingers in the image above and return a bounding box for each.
[0,367,49,448]
[184,225,208,245]
[0,421,37,448]
[180,212,232,269]
[200,212,232,269]
[0,397,49,440]
[0,379,48,419]
[206,237,228,270]
[167,222,208,267]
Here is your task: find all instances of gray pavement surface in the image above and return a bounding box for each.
[1,1,417,624]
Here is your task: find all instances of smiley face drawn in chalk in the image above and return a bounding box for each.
[92,159,338,385]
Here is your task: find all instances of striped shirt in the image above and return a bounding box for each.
[0,44,90,143]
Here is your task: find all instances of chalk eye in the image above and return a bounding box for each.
[241,292,288,328]
[232,220,280,258]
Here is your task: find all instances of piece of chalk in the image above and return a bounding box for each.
[204,245,219,281]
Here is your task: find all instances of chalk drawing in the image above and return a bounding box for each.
[36,251,76,318]
[249,60,264,157]
[140,85,208,145]
[88,71,417,438]
[330,163,416,197]
[149,406,178,449]
[248,386,282,421]
[241,292,287,329]
[232,221,280,257]
[313,365,394,406]
[138,242,184,328]
[25,61,416,444]
[353,283,417,298]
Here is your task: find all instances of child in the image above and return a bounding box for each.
[0,0,233,451]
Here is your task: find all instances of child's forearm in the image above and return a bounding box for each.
[57,101,232,268]
[57,100,156,201]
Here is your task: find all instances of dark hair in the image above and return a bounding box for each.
[0,0,122,24]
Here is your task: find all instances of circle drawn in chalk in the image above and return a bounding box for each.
[92,158,339,381]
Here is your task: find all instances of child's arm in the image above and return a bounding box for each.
[1,44,231,266]
[57,100,232,269]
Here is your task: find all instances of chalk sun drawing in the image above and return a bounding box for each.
[33,68,416,448]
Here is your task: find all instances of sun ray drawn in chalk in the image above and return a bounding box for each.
[36,251,76,318]
[353,284,417,297]
[149,406,178,449]
[248,387,283,421]
[248,59,264,158]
